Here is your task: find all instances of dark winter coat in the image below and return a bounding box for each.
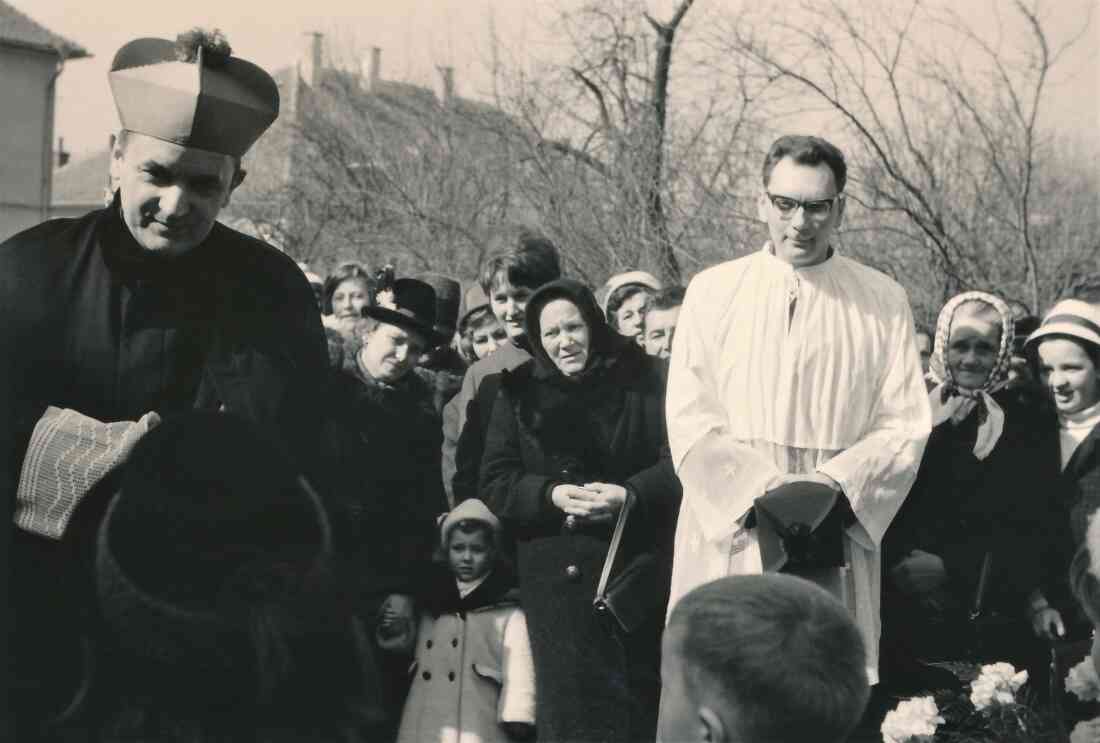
[0,199,328,736]
[1034,411,1100,636]
[478,279,681,743]
[881,392,1049,662]
[319,357,448,605]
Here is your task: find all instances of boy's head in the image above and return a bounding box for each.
[478,228,561,342]
[644,286,686,359]
[439,499,501,583]
[660,574,868,743]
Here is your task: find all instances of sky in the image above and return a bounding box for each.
[21,0,1100,160]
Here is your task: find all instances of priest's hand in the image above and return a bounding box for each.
[890,549,947,595]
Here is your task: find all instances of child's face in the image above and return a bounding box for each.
[471,318,509,360]
[448,529,494,582]
[1038,337,1100,415]
[946,315,1001,390]
[489,275,534,341]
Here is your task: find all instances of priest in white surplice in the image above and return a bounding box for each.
[665,135,931,684]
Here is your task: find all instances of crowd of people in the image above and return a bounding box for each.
[2,26,1100,743]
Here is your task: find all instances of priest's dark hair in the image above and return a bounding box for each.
[762,135,848,194]
[477,227,561,295]
[667,574,869,743]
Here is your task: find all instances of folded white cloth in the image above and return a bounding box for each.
[15,406,160,540]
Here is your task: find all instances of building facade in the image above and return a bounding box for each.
[0,0,87,241]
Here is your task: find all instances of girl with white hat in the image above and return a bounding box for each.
[1024,299,1100,644]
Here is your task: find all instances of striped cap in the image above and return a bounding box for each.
[1026,299,1100,350]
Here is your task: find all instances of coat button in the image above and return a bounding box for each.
[449,671,456,682]
[451,638,458,647]
[566,564,580,580]
[426,640,433,649]
[565,515,577,530]
[422,671,431,681]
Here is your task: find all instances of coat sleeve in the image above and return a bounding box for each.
[452,374,501,506]
[442,368,477,505]
[499,608,536,725]
[665,278,783,544]
[818,291,932,551]
[479,383,561,529]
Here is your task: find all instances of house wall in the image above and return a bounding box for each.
[0,45,57,242]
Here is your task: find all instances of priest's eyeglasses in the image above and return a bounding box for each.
[766,192,840,219]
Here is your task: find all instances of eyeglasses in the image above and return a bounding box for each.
[766,192,840,219]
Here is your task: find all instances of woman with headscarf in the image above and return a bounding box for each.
[880,291,1047,678]
[478,278,681,743]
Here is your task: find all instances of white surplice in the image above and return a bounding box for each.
[665,245,932,683]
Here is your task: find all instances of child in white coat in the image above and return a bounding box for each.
[396,499,535,743]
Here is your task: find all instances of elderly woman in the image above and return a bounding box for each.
[319,277,449,733]
[881,292,1046,680]
[479,278,681,743]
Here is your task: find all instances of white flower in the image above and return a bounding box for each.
[1067,659,1100,703]
[375,288,397,310]
[881,696,944,743]
[1071,716,1100,743]
[970,662,1028,710]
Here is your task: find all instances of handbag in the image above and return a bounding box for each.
[593,491,658,634]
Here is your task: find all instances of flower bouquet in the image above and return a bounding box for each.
[881,663,1062,742]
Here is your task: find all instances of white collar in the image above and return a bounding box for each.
[1060,399,1100,430]
[457,572,490,598]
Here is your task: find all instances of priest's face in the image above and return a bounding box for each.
[758,157,845,268]
[112,131,244,256]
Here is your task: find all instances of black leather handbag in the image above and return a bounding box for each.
[593,492,658,634]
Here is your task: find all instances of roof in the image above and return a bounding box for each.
[0,0,89,59]
[52,149,110,207]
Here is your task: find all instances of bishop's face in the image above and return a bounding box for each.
[112,132,243,256]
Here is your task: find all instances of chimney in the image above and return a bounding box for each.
[57,136,69,168]
[300,32,323,87]
[438,65,455,106]
[366,46,382,93]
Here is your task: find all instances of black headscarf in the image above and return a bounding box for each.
[514,279,640,477]
[523,278,632,383]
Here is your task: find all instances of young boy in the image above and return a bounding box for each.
[659,574,869,743]
[442,229,561,505]
[397,499,535,743]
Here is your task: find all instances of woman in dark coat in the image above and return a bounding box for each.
[881,292,1046,680]
[478,278,682,743]
[318,277,450,733]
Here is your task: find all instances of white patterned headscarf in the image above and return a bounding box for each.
[927,291,1014,460]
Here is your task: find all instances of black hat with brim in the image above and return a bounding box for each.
[363,278,449,347]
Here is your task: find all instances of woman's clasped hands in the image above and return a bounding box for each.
[551,482,628,524]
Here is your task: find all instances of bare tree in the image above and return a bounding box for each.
[718,0,1092,312]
